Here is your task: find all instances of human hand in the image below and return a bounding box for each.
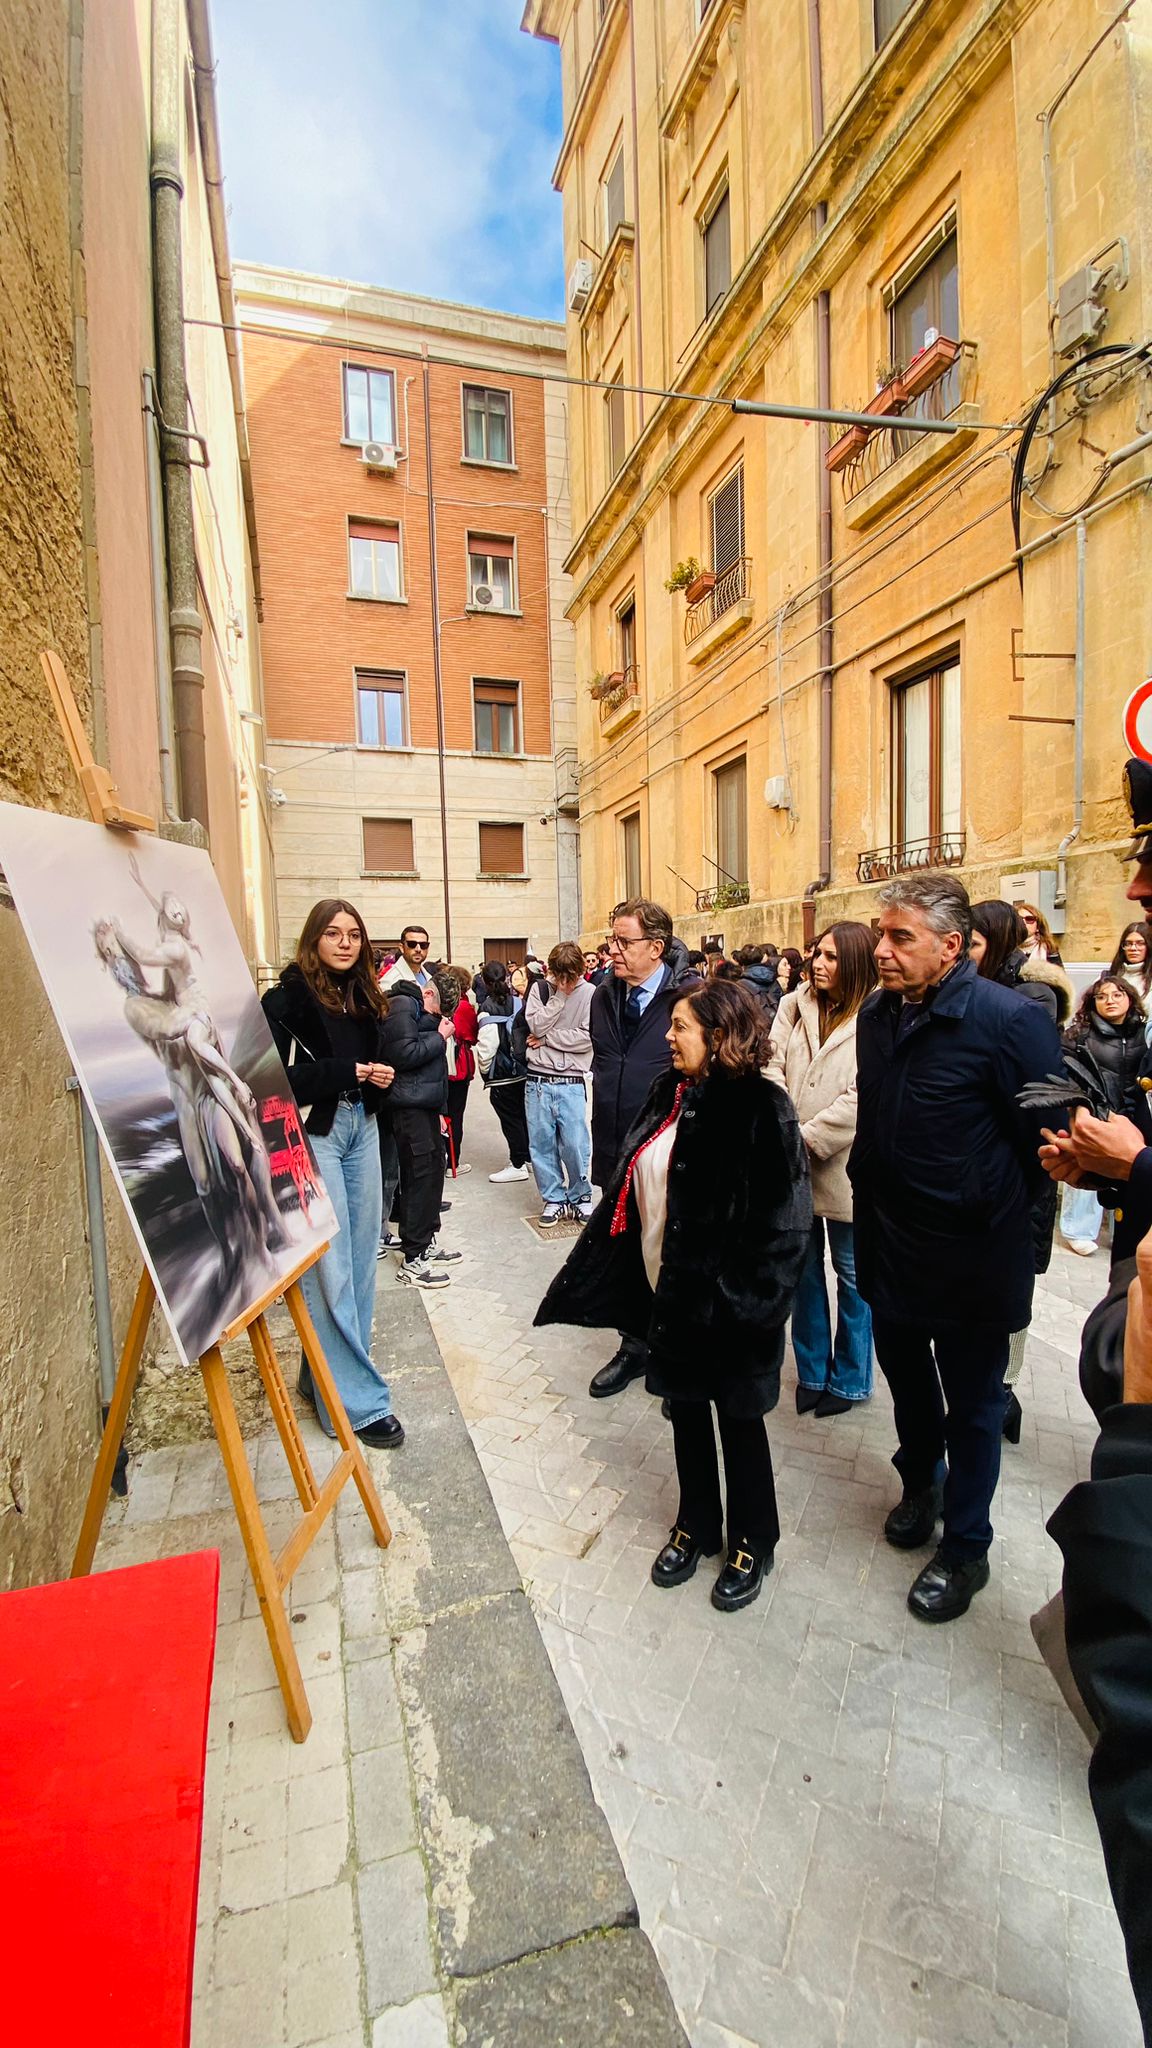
[1123,1226,1152,1403]
[437,1018,453,1040]
[354,1063,373,1083]
[527,1034,542,1048]
[365,1063,393,1089]
[1066,1107,1146,1182]
[1039,1129,1089,1186]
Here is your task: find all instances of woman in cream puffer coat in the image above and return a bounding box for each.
[768,922,877,1417]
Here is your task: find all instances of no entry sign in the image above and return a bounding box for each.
[1123,679,1152,764]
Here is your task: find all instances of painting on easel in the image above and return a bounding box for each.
[0,802,338,1365]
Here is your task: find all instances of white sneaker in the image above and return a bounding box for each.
[453,1162,473,1174]
[425,1237,463,1263]
[397,1256,450,1288]
[573,1200,594,1222]
[489,1164,530,1183]
[1067,1238,1098,1258]
[539,1203,567,1227]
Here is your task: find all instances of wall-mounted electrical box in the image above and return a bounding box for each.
[999,868,1066,937]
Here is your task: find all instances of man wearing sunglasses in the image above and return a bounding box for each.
[381,925,433,992]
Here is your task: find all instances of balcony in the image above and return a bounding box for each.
[684,556,753,665]
[856,833,966,886]
[695,881,750,913]
[596,662,641,739]
[834,343,979,531]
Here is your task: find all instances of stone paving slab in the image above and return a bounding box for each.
[423,1090,1145,2048]
[452,1927,687,2047]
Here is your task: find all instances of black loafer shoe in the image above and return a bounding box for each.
[357,1414,405,1449]
[907,1547,989,1623]
[884,1483,944,1550]
[711,1540,773,1612]
[589,1349,647,1399]
[651,1525,719,1588]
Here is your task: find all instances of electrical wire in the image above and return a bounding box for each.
[1009,343,1149,562]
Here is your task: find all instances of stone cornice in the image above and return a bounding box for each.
[562,0,1042,609]
[660,0,748,142]
[581,220,636,328]
[552,0,630,192]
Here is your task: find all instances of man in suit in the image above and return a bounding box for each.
[848,871,1061,1621]
[586,896,694,1398]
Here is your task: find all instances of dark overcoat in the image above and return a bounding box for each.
[262,964,389,1137]
[847,956,1062,1330]
[377,981,448,1113]
[589,937,694,1186]
[536,1067,812,1415]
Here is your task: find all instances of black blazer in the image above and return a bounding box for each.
[262,964,388,1137]
[588,939,694,1186]
[537,1066,811,1415]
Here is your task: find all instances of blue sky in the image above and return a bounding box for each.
[211,1,565,320]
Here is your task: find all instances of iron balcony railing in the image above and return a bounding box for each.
[598,662,640,723]
[695,881,750,912]
[684,556,751,646]
[856,833,966,885]
[841,346,972,499]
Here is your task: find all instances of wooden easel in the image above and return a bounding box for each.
[42,651,391,1742]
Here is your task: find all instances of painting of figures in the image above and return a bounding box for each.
[0,803,337,1365]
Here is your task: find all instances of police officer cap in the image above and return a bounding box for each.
[1124,757,1152,861]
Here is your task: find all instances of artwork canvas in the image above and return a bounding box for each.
[0,803,338,1365]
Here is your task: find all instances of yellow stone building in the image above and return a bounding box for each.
[523,0,1152,957]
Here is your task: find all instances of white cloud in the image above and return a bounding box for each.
[210,0,564,318]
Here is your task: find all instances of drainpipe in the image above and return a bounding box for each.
[422,357,454,958]
[803,0,832,935]
[151,0,209,837]
[1054,517,1087,907]
[142,370,180,821]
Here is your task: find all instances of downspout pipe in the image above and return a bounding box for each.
[151,0,209,837]
[1054,517,1087,907]
[803,0,832,928]
[422,358,454,958]
[187,0,263,622]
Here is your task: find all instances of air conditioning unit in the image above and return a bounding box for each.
[568,259,594,312]
[361,441,397,474]
[472,584,496,608]
[764,776,791,810]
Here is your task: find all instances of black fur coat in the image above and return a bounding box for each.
[535,1066,812,1415]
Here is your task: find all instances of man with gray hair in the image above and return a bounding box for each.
[848,872,1061,1622]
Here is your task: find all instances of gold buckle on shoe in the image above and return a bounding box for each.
[732,1548,755,1574]
[670,1527,693,1555]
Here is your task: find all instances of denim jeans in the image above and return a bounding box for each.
[791,1216,873,1401]
[300,1101,392,1437]
[1060,1182,1102,1245]
[525,1077,591,1205]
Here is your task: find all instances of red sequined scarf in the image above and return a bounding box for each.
[609,1082,688,1237]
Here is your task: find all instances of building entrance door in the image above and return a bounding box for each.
[483,937,527,967]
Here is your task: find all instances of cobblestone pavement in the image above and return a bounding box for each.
[426,1089,1143,2048]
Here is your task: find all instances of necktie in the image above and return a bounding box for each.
[623,988,643,1046]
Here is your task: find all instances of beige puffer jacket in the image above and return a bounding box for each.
[767,985,860,1222]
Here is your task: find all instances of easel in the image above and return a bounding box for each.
[41,651,391,1741]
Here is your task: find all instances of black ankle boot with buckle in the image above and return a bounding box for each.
[651,1525,719,1588]
[712,1538,773,1612]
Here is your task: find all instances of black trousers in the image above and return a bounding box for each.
[872,1316,1010,1562]
[490,1081,530,1167]
[377,1116,400,1229]
[669,1399,780,1555]
[445,1077,470,1168]
[390,1104,446,1259]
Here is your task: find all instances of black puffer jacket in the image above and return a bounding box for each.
[537,1067,811,1415]
[1063,1011,1147,1117]
[588,937,696,1185]
[262,964,390,1138]
[740,960,782,1024]
[378,981,448,1112]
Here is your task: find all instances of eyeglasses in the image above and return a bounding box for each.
[608,934,652,951]
[1020,915,1037,926]
[405,940,429,951]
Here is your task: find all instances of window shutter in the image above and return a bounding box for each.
[363,817,414,872]
[479,822,525,874]
[710,468,744,573]
[714,759,748,883]
[704,189,731,313]
[605,149,625,238]
[468,533,515,559]
[348,521,399,544]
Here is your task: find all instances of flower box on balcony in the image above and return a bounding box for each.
[588,670,625,701]
[825,424,870,473]
[684,569,716,605]
[865,375,907,418]
[902,335,960,401]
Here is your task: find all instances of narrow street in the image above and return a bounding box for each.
[428,1092,1142,2047]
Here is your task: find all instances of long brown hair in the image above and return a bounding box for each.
[296,899,386,1016]
[676,980,772,1075]
[1019,901,1057,954]
[812,922,877,1040]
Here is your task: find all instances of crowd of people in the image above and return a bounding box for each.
[259,766,1152,2041]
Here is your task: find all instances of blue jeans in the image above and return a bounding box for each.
[1060,1182,1102,1244]
[791,1217,873,1401]
[300,1102,392,1437]
[525,1077,591,1205]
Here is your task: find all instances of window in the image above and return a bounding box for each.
[606,374,626,478]
[356,671,407,749]
[703,187,731,316]
[617,598,636,673]
[362,817,414,873]
[479,822,525,875]
[714,758,748,885]
[348,520,401,601]
[474,679,520,755]
[463,385,513,465]
[709,465,744,572]
[343,364,395,445]
[888,220,960,446]
[604,146,626,241]
[893,657,961,855]
[467,533,516,610]
[875,0,916,45]
[620,811,642,897]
